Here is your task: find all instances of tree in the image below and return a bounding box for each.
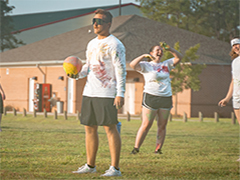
[162,42,206,115]
[0,0,25,52]
[198,0,239,41]
[137,0,239,42]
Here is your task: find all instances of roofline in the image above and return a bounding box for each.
[11,3,140,34]
[0,60,65,68]
[190,62,231,65]
[0,60,86,67]
[0,60,230,68]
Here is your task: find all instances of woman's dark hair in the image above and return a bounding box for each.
[149,45,159,53]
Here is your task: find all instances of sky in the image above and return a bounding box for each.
[8,0,140,15]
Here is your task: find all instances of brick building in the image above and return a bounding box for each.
[0,14,233,117]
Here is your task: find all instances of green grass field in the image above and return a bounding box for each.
[1,114,239,179]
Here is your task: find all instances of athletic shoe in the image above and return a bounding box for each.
[100,166,122,177]
[237,158,240,162]
[131,148,139,154]
[154,149,163,154]
[72,164,96,174]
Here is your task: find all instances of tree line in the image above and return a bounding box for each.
[1,0,239,51]
[136,0,239,42]
[0,0,24,52]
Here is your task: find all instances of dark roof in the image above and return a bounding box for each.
[11,5,115,31]
[1,15,231,64]
[114,16,231,64]
[10,3,138,32]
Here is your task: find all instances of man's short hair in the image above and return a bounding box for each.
[95,9,113,23]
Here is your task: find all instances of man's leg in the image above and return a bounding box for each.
[85,125,98,167]
[103,124,121,168]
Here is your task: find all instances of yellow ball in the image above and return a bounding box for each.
[63,56,82,75]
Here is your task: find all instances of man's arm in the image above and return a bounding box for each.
[112,45,126,109]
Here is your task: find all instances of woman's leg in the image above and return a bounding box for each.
[155,108,170,153]
[133,106,157,151]
[233,109,240,161]
[233,109,240,125]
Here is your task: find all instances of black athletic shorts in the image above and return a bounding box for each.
[80,96,118,126]
[142,92,172,110]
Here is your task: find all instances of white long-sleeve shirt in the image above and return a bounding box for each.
[78,35,126,98]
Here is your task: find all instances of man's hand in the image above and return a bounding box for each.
[114,96,124,109]
[67,73,78,79]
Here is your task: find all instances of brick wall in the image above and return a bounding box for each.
[191,64,232,118]
[0,64,232,117]
[0,66,81,113]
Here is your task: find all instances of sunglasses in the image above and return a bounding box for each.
[92,18,107,25]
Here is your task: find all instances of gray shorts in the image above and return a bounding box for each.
[80,96,118,126]
[233,99,240,109]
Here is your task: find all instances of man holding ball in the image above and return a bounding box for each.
[70,9,126,176]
